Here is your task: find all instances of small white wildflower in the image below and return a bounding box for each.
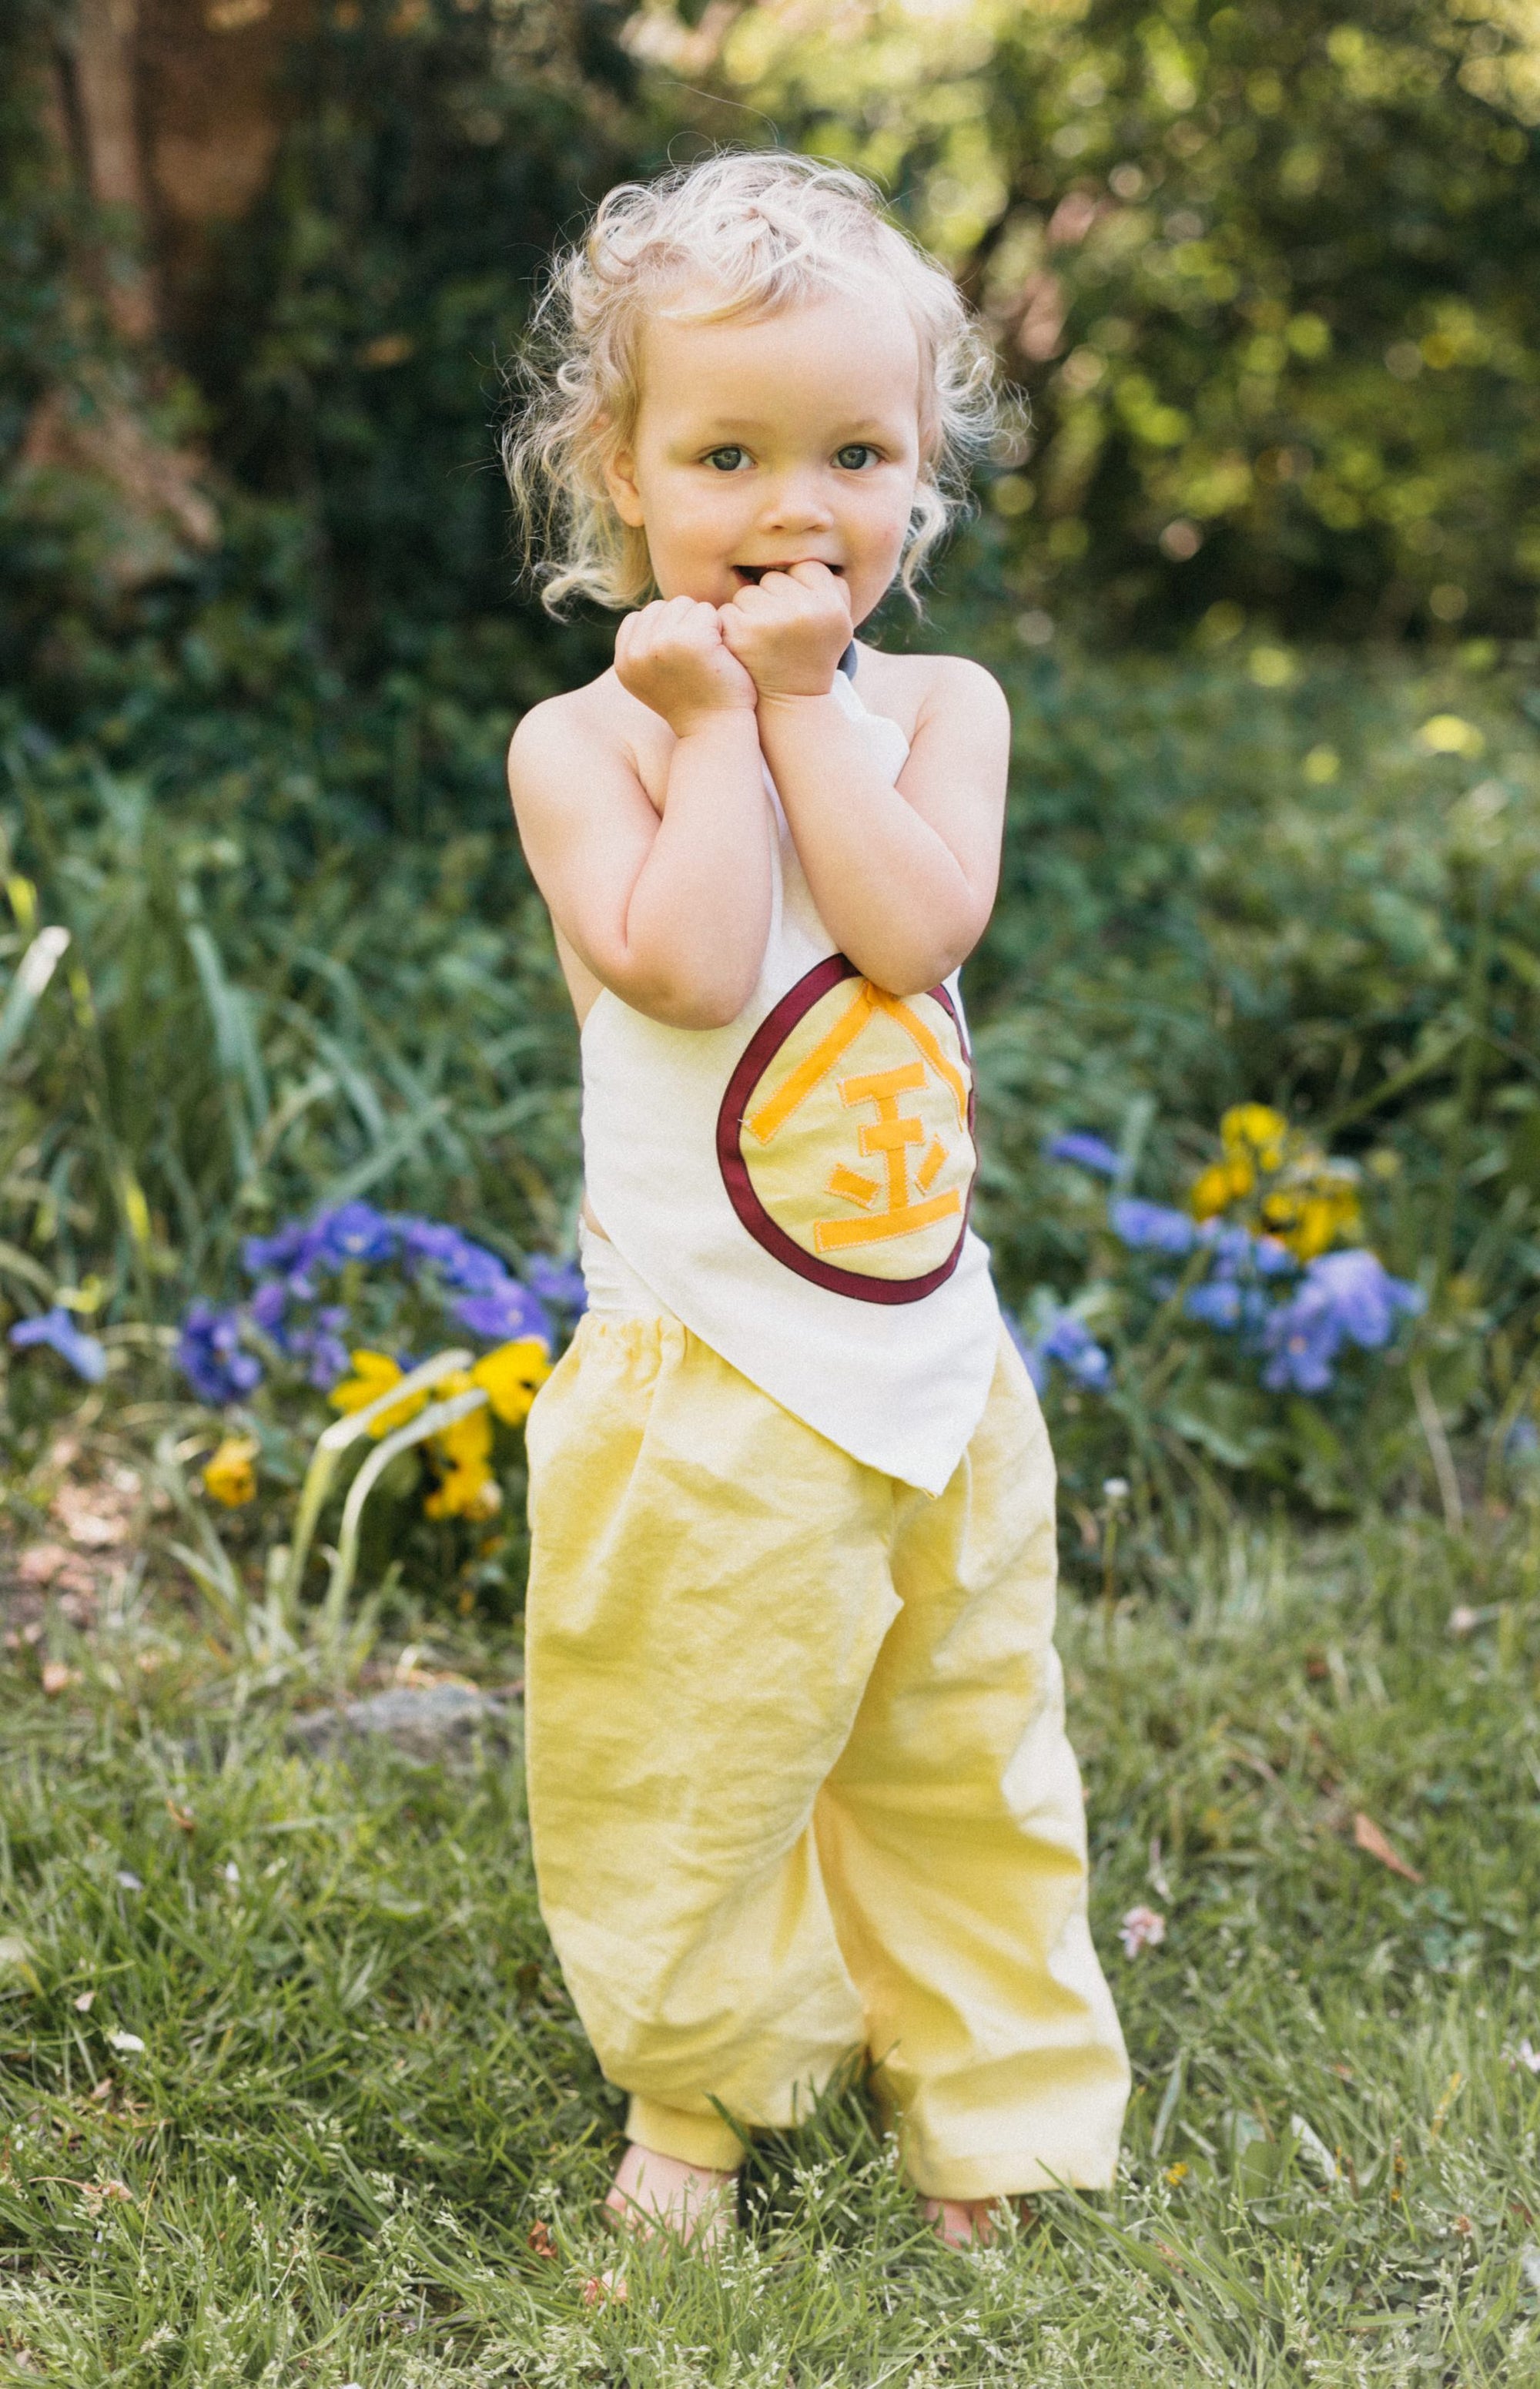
[1119,1905,1167,1958]
[106,2029,146,2055]
[116,1869,144,1891]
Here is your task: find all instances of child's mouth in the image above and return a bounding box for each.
[732,563,844,585]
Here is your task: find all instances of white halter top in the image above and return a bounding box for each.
[580,662,1001,1495]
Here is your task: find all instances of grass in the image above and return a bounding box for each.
[2,1418,1539,2385]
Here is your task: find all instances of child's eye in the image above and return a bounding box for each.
[835,444,880,471]
[704,447,751,472]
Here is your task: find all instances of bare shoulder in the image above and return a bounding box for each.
[507,668,672,822]
[507,672,622,794]
[850,644,1009,743]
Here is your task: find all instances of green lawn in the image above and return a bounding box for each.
[2,1434,1538,2387]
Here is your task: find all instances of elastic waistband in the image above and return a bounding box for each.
[578,1215,671,1325]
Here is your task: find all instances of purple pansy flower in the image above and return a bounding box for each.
[1046,1131,1122,1178]
[525,1254,588,1313]
[1025,1311,1113,1392]
[9,1307,109,1385]
[1111,1198,1197,1257]
[314,1201,397,1267]
[175,1303,262,1403]
[1262,1250,1423,1392]
[454,1280,552,1347]
[1185,1280,1244,1330]
[249,1279,288,1335]
[242,1220,316,1277]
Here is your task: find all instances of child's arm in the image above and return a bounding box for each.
[721,565,1009,998]
[507,599,773,1030]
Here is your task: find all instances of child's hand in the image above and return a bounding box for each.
[614,597,758,739]
[718,562,853,702]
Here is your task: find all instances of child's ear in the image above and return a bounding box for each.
[603,447,646,529]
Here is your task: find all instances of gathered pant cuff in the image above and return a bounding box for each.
[900,2143,1120,2202]
[625,2094,747,2174]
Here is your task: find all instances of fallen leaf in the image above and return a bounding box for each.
[1352,1811,1423,1882]
[0,1935,41,1993]
[52,1485,129,1548]
[527,2219,557,2259]
[165,1800,195,1833]
[89,2079,113,2101]
[17,1543,71,1585]
[40,1660,79,1696]
[582,2273,627,2306]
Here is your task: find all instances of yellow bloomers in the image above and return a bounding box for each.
[524,1311,1130,2202]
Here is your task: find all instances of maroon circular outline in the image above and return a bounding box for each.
[715,955,977,1305]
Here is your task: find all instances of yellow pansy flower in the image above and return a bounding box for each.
[470,1337,552,1425]
[422,1386,500,1522]
[203,1436,258,1508]
[1190,1158,1254,1218]
[1220,1104,1288,1171]
[1264,1181,1361,1259]
[430,1372,491,1469]
[424,1462,502,1521]
[328,1349,429,1436]
[418,1365,497,1520]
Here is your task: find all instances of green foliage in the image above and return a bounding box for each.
[192,0,648,659]
[0,703,578,1308]
[6,624,1540,1531]
[0,0,654,713]
[696,0,1540,642]
[2,1500,1538,2379]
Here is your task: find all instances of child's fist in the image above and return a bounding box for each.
[718,563,853,701]
[614,597,758,738]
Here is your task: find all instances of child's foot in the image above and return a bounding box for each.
[604,2139,738,2253]
[922,2195,1003,2247]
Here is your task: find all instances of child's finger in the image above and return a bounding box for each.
[785,561,853,616]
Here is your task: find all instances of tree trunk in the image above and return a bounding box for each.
[12,0,311,591]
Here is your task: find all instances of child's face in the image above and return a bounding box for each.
[605,282,924,627]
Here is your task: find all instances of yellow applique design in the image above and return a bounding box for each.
[737,978,976,1283]
[826,1163,879,1208]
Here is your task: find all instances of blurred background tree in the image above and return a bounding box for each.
[5,0,1538,692]
[639,0,1540,645]
[2,0,656,711]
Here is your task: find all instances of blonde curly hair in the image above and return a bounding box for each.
[503,149,997,615]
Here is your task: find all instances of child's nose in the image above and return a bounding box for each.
[760,471,835,533]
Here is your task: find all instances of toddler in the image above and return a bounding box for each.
[504,151,1128,2251]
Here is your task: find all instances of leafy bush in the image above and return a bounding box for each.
[5,622,1540,1567]
[694,0,1540,643]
